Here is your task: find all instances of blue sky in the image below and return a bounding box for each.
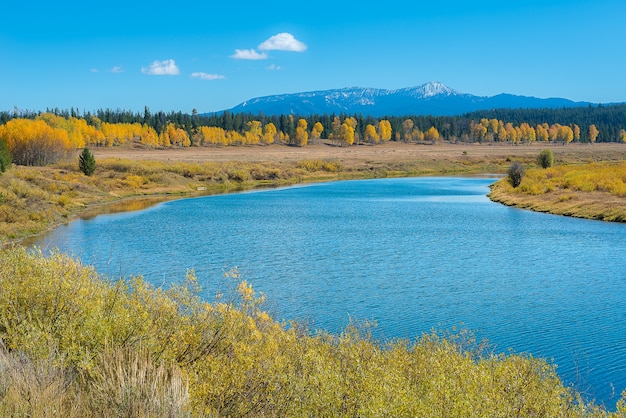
[2,0,625,114]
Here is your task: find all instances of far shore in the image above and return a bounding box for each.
[3,141,625,246]
[90,141,626,222]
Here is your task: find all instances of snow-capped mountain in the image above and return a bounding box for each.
[221,81,591,116]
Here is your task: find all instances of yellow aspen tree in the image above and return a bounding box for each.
[412,129,424,142]
[195,127,209,145]
[572,124,581,142]
[548,124,559,141]
[262,122,277,144]
[377,120,392,142]
[535,124,549,142]
[200,126,227,146]
[588,124,599,143]
[159,125,172,147]
[310,122,324,143]
[505,123,518,143]
[75,118,100,147]
[345,117,358,143]
[37,113,86,148]
[228,130,244,145]
[424,126,440,143]
[557,125,574,144]
[165,124,190,146]
[496,120,507,142]
[344,117,357,129]
[246,120,262,144]
[140,125,159,148]
[470,120,487,142]
[330,116,342,143]
[619,129,626,143]
[0,118,72,165]
[520,123,536,143]
[90,129,106,147]
[294,119,309,146]
[100,123,113,146]
[488,118,499,135]
[364,124,379,143]
[340,123,355,146]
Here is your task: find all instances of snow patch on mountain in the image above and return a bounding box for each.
[221,82,590,116]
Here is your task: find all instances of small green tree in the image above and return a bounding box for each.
[537,149,554,169]
[508,162,525,188]
[79,147,96,176]
[0,138,11,173]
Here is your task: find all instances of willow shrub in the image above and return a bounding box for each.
[1,247,623,417]
[508,161,526,188]
[538,148,555,169]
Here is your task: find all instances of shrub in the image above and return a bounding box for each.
[537,149,554,169]
[0,247,619,417]
[508,162,526,187]
[79,148,96,176]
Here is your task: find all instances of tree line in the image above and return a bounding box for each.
[1,104,625,166]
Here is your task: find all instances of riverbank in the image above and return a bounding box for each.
[489,161,626,222]
[2,142,625,245]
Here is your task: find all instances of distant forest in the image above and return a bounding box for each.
[1,103,625,145]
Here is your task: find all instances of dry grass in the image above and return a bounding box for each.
[489,161,626,222]
[0,344,83,417]
[81,347,190,418]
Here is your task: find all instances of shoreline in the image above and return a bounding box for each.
[3,142,626,247]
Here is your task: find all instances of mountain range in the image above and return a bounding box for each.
[221,81,593,117]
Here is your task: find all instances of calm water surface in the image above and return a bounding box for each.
[33,177,626,407]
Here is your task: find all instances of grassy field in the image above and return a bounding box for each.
[2,141,625,245]
[489,161,626,222]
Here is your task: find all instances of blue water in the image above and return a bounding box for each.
[32,177,626,407]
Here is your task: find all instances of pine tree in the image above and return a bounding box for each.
[0,138,11,173]
[79,147,96,176]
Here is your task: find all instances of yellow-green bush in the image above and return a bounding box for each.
[501,162,626,197]
[1,247,624,416]
[297,159,342,172]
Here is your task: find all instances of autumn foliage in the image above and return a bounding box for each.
[0,118,73,165]
[0,110,622,169]
[1,246,624,417]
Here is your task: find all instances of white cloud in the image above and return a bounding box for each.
[230,49,268,60]
[258,33,307,52]
[191,72,225,80]
[141,59,180,75]
[91,66,124,73]
[267,64,282,71]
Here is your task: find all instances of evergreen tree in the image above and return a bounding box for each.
[79,147,96,176]
[0,138,11,173]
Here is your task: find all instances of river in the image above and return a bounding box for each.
[31,176,626,408]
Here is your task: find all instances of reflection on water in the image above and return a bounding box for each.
[80,196,176,219]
